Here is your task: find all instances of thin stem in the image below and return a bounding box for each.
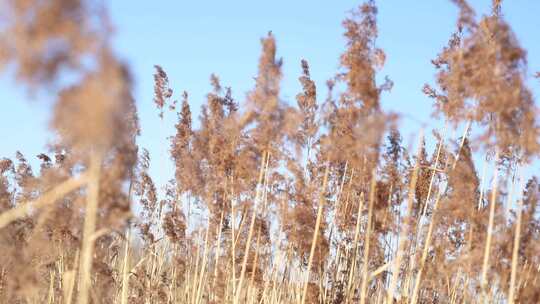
[508,170,524,304]
[78,152,102,304]
[481,150,500,300]
[300,162,330,304]
[386,131,423,304]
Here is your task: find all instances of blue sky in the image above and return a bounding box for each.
[1,1,540,188]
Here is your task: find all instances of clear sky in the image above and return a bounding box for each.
[1,1,540,188]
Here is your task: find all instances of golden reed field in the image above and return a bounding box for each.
[0,0,539,303]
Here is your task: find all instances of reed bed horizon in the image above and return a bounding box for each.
[1,0,539,303]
